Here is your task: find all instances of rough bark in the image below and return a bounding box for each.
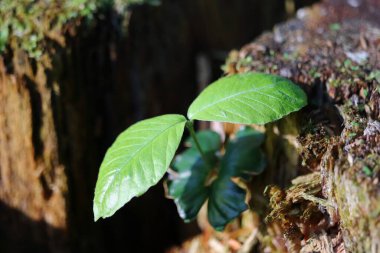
[0,51,69,252]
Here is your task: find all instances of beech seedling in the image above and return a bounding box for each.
[93,72,307,229]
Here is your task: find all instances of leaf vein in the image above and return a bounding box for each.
[190,84,275,117]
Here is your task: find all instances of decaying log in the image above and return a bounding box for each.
[229,0,380,252]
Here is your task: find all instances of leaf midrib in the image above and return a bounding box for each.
[189,84,275,118]
[97,119,184,195]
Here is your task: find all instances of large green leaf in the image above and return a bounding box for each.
[187,72,307,124]
[167,131,219,221]
[94,114,186,221]
[208,127,267,230]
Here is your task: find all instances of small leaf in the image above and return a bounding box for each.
[94,114,186,221]
[208,177,248,231]
[167,132,219,221]
[222,127,266,179]
[168,127,267,230]
[168,148,216,221]
[184,130,221,153]
[208,127,266,230]
[187,72,307,124]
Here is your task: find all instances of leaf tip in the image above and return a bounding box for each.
[93,202,102,222]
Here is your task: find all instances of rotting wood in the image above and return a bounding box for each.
[228,0,380,251]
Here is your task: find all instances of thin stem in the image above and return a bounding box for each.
[186,120,211,168]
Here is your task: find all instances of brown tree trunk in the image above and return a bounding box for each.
[0,51,69,252]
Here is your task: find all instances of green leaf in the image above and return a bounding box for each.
[168,127,267,230]
[168,148,216,221]
[94,114,186,221]
[208,177,248,231]
[207,127,266,230]
[184,130,221,153]
[187,72,307,124]
[222,127,266,179]
[167,132,219,221]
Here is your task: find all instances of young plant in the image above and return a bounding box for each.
[93,72,307,229]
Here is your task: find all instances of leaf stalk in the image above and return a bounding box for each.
[186,121,212,168]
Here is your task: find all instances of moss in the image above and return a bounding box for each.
[329,23,341,31]
[331,155,380,252]
[0,0,96,57]
[0,0,159,58]
[367,69,380,83]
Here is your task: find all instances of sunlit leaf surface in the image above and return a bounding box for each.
[94,114,186,221]
[188,72,307,124]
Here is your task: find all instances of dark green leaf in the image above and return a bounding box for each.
[184,130,221,153]
[169,127,267,230]
[208,177,248,231]
[168,148,215,221]
[94,114,186,221]
[222,127,266,179]
[207,127,266,230]
[168,131,221,221]
[188,72,307,124]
